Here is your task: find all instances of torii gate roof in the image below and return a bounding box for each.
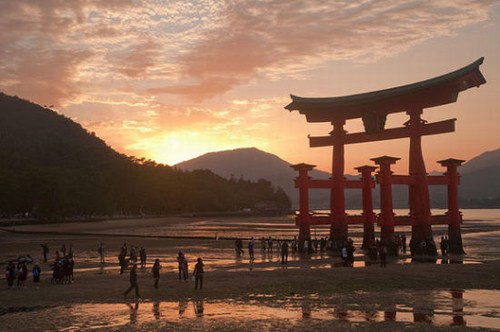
[285,57,486,123]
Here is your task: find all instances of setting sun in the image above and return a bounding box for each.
[137,131,242,166]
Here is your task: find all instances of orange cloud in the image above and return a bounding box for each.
[2,49,93,107]
[0,0,134,106]
[109,39,163,78]
[149,0,497,101]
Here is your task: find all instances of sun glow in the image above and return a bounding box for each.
[141,131,241,166]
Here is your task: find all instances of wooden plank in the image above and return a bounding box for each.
[309,119,456,147]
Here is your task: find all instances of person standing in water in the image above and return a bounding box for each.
[193,258,204,290]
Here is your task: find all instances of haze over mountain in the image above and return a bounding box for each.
[0,93,290,219]
[177,147,500,209]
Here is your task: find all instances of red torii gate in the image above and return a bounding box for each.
[286,58,486,255]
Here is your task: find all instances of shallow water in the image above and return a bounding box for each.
[1,211,499,330]
[1,289,498,330]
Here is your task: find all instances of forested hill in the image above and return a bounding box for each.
[176,147,500,209]
[0,93,291,219]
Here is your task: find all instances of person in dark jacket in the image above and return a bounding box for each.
[124,264,140,298]
[193,258,204,290]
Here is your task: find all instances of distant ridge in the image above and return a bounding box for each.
[177,147,500,209]
[177,147,361,209]
[177,147,330,208]
[459,148,500,206]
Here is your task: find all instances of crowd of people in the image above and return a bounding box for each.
[5,243,76,288]
[5,233,456,294]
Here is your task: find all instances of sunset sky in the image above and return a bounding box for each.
[1,0,499,174]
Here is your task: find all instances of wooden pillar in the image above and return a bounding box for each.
[371,156,399,255]
[407,109,436,256]
[291,163,315,252]
[355,165,377,249]
[438,158,465,254]
[330,120,347,250]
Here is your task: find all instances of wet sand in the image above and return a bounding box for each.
[1,215,499,331]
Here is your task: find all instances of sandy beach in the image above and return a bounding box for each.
[1,213,499,331]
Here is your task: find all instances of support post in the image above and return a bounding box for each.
[330,120,347,250]
[372,156,399,255]
[291,163,315,252]
[438,158,466,254]
[355,165,377,249]
[407,109,436,256]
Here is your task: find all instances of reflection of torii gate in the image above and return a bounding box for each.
[286,58,486,255]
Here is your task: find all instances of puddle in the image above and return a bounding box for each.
[1,289,498,330]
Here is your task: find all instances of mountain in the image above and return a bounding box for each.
[458,149,500,207]
[0,93,291,219]
[176,147,360,209]
[176,147,500,209]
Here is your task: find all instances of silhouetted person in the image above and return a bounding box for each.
[6,261,16,287]
[41,244,49,263]
[152,258,161,288]
[124,264,140,298]
[379,243,387,267]
[17,262,27,287]
[281,241,289,264]
[177,252,188,281]
[32,264,41,284]
[235,239,244,255]
[193,257,204,290]
[140,247,147,268]
[98,242,105,264]
[248,239,255,260]
[341,244,348,266]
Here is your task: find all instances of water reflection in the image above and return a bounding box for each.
[193,299,204,317]
[3,290,498,330]
[301,302,311,319]
[451,289,465,327]
[125,302,139,325]
[178,299,188,316]
[153,301,160,320]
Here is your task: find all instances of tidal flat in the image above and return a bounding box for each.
[1,211,499,331]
